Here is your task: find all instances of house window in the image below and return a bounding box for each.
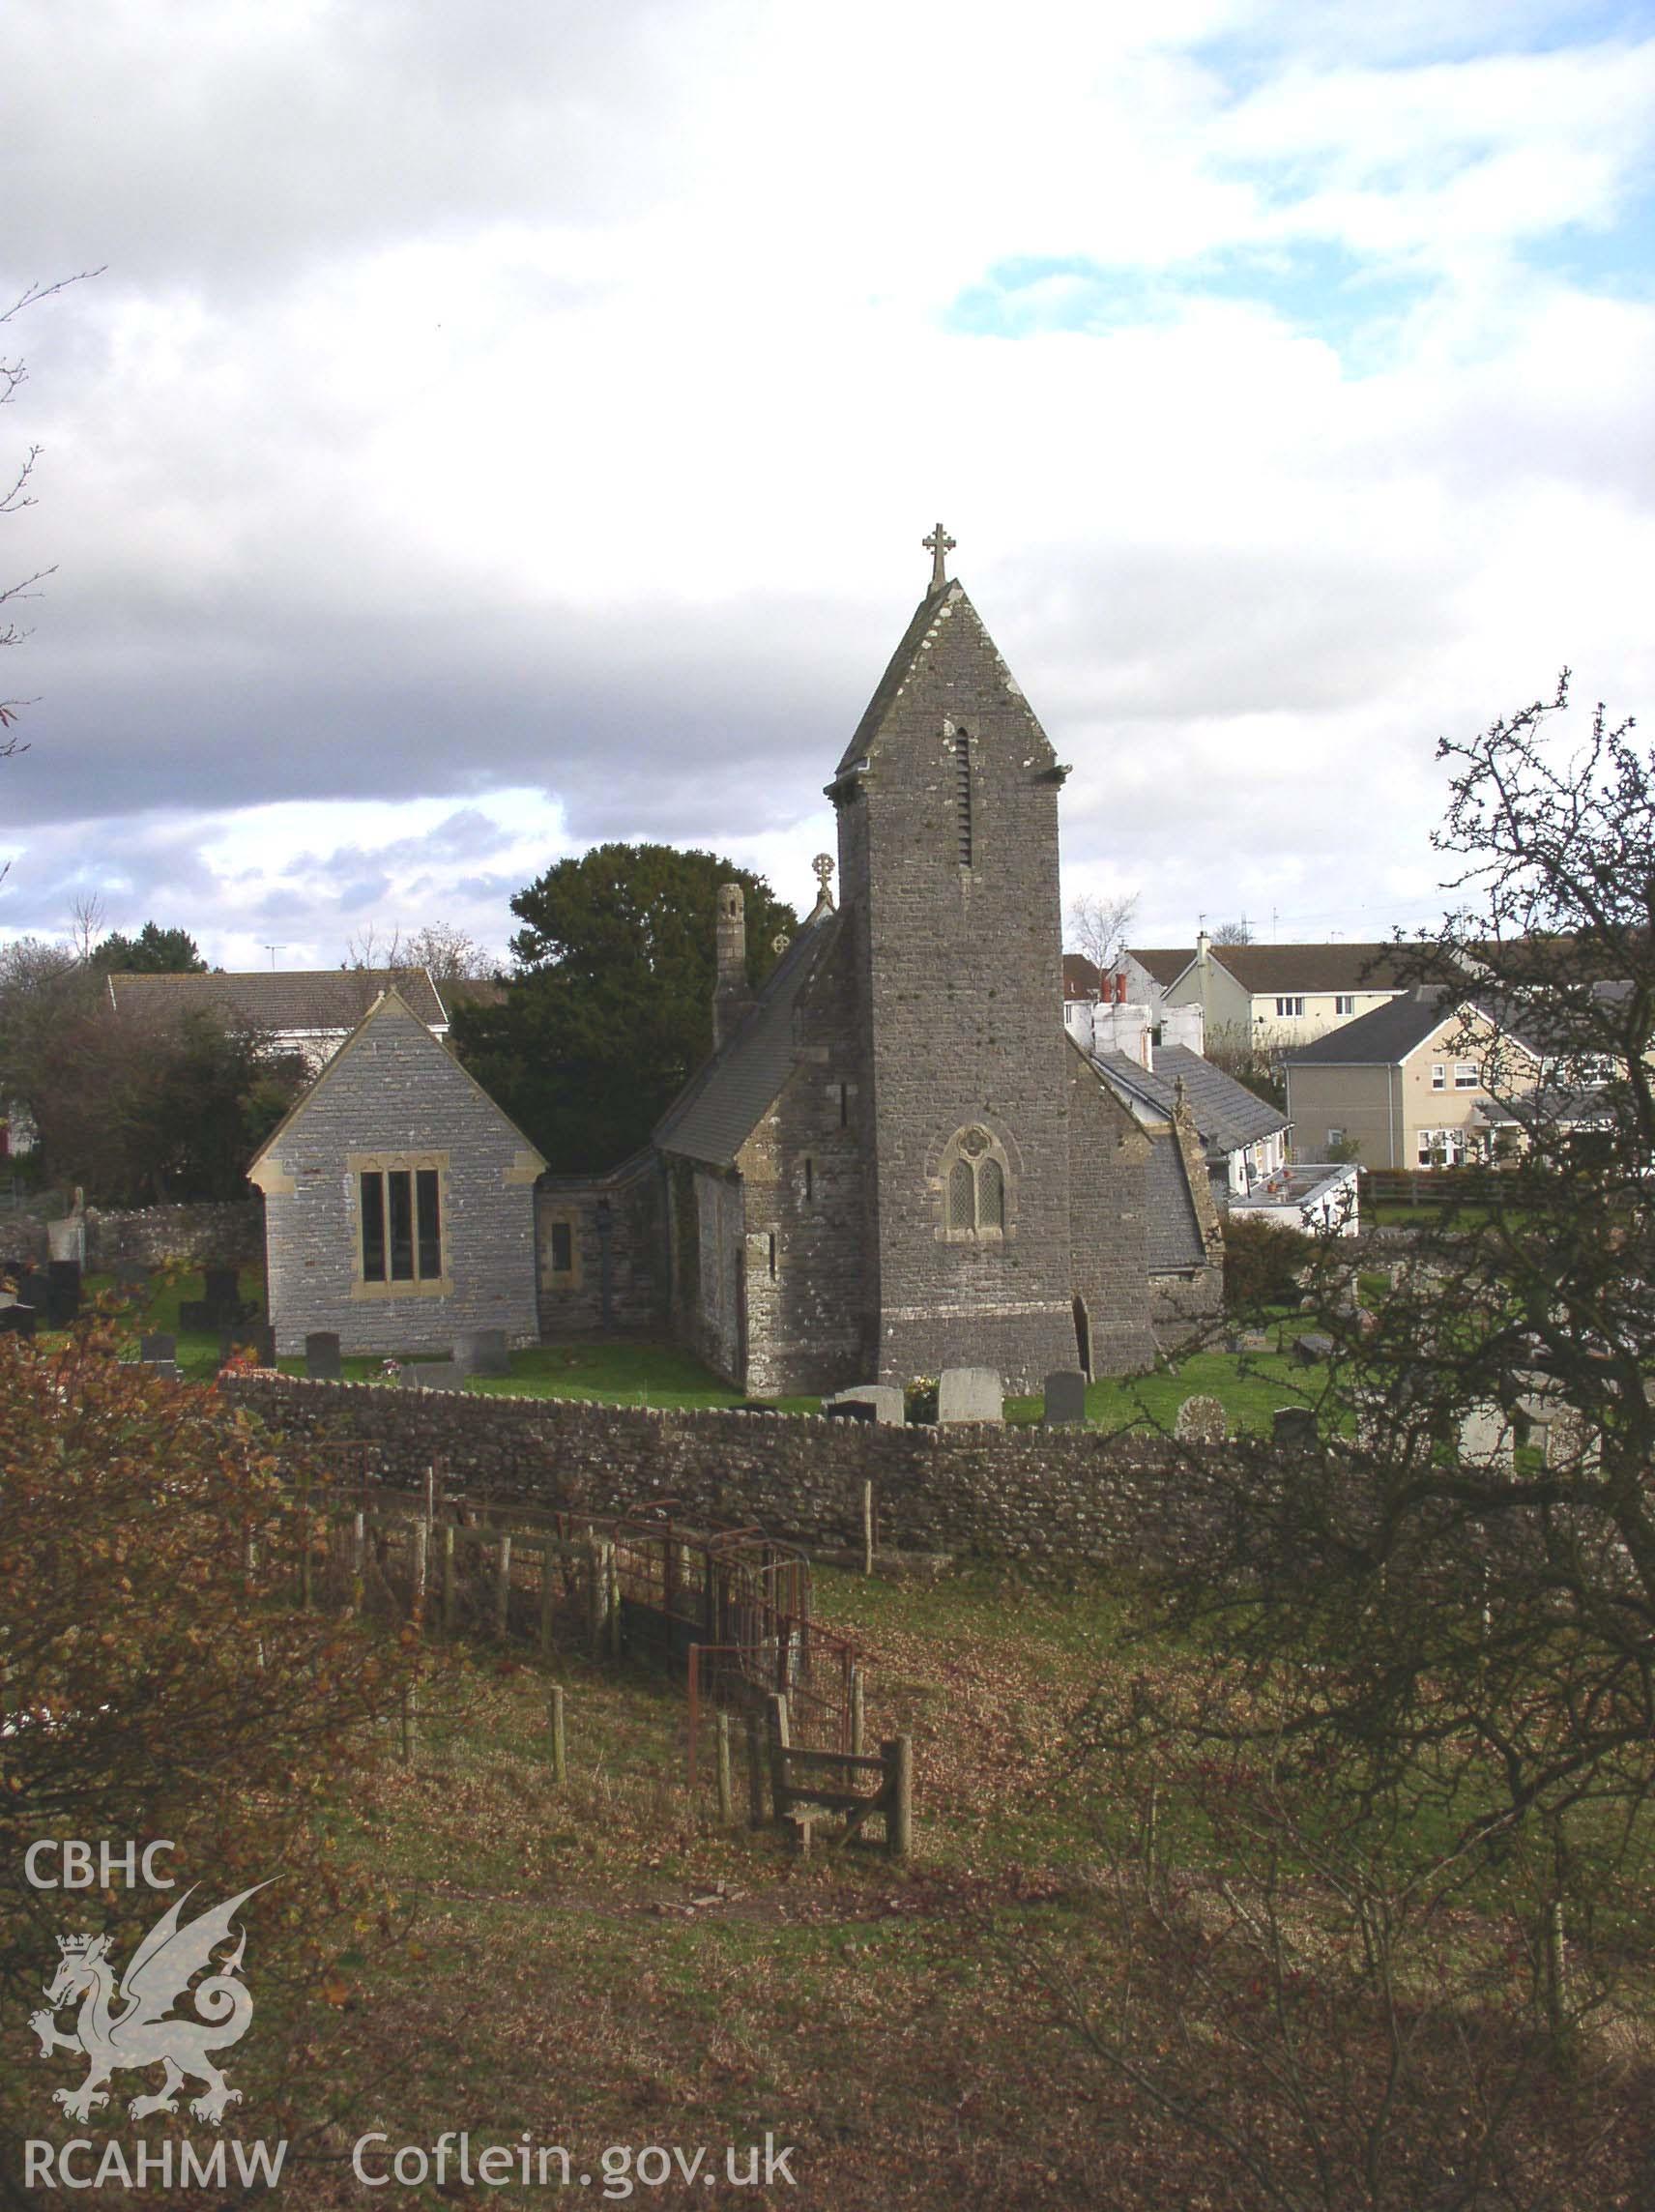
[359,1164,444,1288]
[953,732,973,867]
[1431,1063,1446,1090]
[939,1125,1009,1241]
[1275,996,1305,1019]
[1334,994,1355,1017]
[1454,1062,1478,1090]
[1327,1127,1344,1150]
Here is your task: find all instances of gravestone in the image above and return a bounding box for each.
[44,1260,81,1324]
[46,1215,85,1266]
[305,1331,342,1381]
[453,1328,510,1378]
[203,1265,241,1310]
[1458,1403,1516,1470]
[937,1367,1002,1425]
[1174,1393,1228,1443]
[1545,1403,1601,1471]
[1235,1329,1270,1354]
[1293,1332,1334,1367]
[410,1360,465,1390]
[1042,1370,1088,1426]
[825,1383,906,1424]
[1272,1407,1319,1448]
[249,1323,276,1367]
[0,1301,35,1338]
[139,1332,176,1366]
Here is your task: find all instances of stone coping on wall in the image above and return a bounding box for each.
[219,1372,1231,1570]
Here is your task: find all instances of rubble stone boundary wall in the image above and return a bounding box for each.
[3,1199,262,1269]
[219,1373,1228,1569]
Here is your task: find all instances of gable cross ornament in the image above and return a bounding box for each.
[922,522,955,592]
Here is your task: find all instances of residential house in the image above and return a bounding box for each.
[106,967,455,1073]
[1284,988,1549,1170]
[1126,935,1415,1054]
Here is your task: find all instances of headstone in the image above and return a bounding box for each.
[305,1331,342,1381]
[249,1323,277,1367]
[1544,1403,1600,1471]
[46,1215,85,1266]
[45,1260,80,1324]
[1458,1403,1516,1470]
[1273,1407,1319,1448]
[823,1384,906,1425]
[1174,1393,1228,1443]
[203,1266,241,1311]
[1293,1332,1334,1367]
[1042,1370,1088,1425]
[937,1367,1002,1425]
[144,1359,179,1382]
[453,1328,510,1378]
[139,1331,176,1365]
[408,1359,465,1390]
[1236,1330,1270,1354]
[0,1302,35,1338]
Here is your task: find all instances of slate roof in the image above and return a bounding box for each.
[108,967,448,1033]
[1062,953,1103,1000]
[1091,1045,1289,1155]
[653,912,842,1168]
[1145,1132,1205,1272]
[1125,943,1414,995]
[1285,985,1562,1067]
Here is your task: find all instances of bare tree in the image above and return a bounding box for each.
[403,919,497,981]
[343,920,406,971]
[1066,889,1139,977]
[2,273,98,757]
[1211,917,1254,945]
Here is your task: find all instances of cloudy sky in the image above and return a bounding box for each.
[3,0,1652,970]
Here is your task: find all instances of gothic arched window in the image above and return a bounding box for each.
[939,1125,1009,1241]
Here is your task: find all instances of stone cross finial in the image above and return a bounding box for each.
[922,522,956,592]
[813,853,834,893]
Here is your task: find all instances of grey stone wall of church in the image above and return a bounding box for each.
[837,589,1080,1390]
[535,1154,665,1337]
[1067,1054,1159,1374]
[260,1003,540,1356]
[737,926,866,1397]
[663,1158,746,1386]
[223,1372,1235,1569]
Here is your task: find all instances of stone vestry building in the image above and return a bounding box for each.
[537,543,1205,1393]
[249,991,546,1355]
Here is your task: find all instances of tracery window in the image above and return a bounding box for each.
[940,1125,1008,1239]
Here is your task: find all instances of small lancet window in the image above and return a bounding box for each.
[953,732,973,867]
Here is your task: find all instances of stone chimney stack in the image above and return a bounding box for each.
[711,882,753,1050]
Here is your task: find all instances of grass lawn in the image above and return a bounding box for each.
[268,1560,1641,2209]
[71,1268,1329,1435]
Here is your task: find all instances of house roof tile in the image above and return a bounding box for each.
[108,967,448,1033]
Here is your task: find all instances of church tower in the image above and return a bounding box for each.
[827,528,1081,1388]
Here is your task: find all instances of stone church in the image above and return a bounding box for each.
[535,538,1219,1394]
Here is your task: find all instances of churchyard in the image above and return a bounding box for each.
[69,1262,1337,1436]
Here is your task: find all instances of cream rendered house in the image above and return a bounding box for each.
[1126,936,1413,1055]
[1284,989,1545,1170]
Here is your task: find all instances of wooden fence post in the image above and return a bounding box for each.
[861,1480,875,1577]
[549,1683,566,1788]
[400,1680,417,1765]
[413,1519,429,1620]
[441,1525,456,1633]
[745,1710,767,1828]
[350,1512,364,1616]
[850,1667,865,1758]
[715,1711,734,1826]
[884,1734,913,1859]
[607,1545,623,1661]
[494,1534,512,1637]
[767,1693,791,1821]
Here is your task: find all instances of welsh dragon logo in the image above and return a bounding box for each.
[30,1883,272,2127]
